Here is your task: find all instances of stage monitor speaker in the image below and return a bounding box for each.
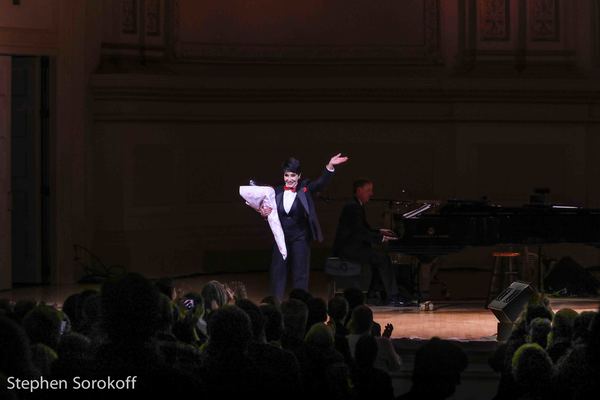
[487,281,535,341]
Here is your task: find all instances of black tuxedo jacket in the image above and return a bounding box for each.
[332,197,383,263]
[274,168,334,242]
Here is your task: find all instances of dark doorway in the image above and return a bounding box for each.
[11,56,51,285]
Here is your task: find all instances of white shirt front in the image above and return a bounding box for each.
[283,190,297,214]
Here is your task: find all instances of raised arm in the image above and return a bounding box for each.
[326,153,349,171]
[307,153,349,192]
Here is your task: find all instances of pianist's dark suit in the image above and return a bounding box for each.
[270,168,334,300]
[333,197,399,300]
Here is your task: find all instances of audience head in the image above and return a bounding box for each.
[343,287,365,312]
[13,300,37,324]
[528,317,552,349]
[349,305,373,335]
[411,337,468,399]
[22,304,63,350]
[281,299,308,340]
[201,280,229,314]
[512,343,553,396]
[260,295,280,308]
[236,299,266,342]
[550,308,578,342]
[100,272,162,343]
[587,311,600,363]
[259,303,283,343]
[61,290,97,332]
[56,331,91,361]
[305,322,334,349]
[157,294,175,333]
[52,332,92,379]
[328,295,349,323]
[573,311,596,344]
[289,288,312,305]
[0,316,35,377]
[81,293,101,325]
[0,299,12,317]
[525,303,554,327]
[30,343,58,376]
[206,305,252,352]
[306,297,328,331]
[510,302,552,338]
[155,277,176,300]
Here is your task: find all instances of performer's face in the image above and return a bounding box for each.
[283,171,300,188]
[356,182,374,204]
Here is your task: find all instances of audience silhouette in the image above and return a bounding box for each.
[1,273,599,400]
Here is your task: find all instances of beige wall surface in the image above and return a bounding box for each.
[0,0,58,55]
[88,100,600,277]
[0,0,102,286]
[3,0,600,283]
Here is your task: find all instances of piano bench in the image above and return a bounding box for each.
[324,257,372,298]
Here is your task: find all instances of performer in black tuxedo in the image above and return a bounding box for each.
[333,179,406,305]
[259,153,349,300]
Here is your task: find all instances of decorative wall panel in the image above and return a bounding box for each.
[146,0,160,36]
[122,0,138,34]
[479,0,509,41]
[529,0,559,41]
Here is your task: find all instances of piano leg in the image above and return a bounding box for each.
[417,258,446,302]
[419,261,433,301]
[389,253,421,302]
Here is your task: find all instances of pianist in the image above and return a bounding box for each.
[332,179,410,306]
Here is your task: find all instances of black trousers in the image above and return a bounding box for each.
[366,250,399,299]
[270,237,311,300]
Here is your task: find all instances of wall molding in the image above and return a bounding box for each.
[0,27,58,55]
[91,74,600,104]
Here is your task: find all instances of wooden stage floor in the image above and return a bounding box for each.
[373,297,599,341]
[2,270,599,341]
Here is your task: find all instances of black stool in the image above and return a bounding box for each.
[487,251,521,306]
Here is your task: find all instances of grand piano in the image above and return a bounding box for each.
[386,197,600,299]
[389,198,600,258]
